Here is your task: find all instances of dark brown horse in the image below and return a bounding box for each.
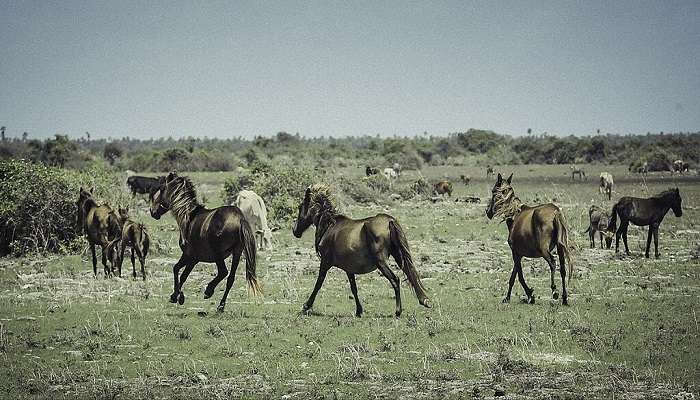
[486,173,572,305]
[433,180,453,197]
[292,184,431,317]
[608,188,682,258]
[76,188,121,277]
[150,172,260,312]
[106,207,150,280]
[584,205,613,249]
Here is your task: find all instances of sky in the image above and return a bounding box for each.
[1,1,699,139]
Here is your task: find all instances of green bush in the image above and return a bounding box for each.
[0,160,126,256]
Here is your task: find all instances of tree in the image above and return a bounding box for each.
[103,143,123,165]
[0,126,5,141]
[43,135,77,167]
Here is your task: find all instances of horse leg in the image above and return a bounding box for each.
[516,262,534,304]
[90,243,98,278]
[217,250,241,312]
[134,246,146,281]
[302,262,331,315]
[645,226,653,258]
[170,255,189,303]
[615,225,621,253]
[589,230,595,248]
[543,252,558,300]
[503,254,519,303]
[652,224,660,258]
[100,244,110,278]
[621,223,630,255]
[598,232,603,249]
[377,260,402,317]
[558,248,568,305]
[346,272,363,317]
[205,259,229,299]
[175,261,198,305]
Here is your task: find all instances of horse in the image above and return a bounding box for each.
[150,172,261,312]
[608,188,682,258]
[433,180,453,197]
[673,160,689,174]
[234,190,273,251]
[76,188,122,277]
[486,165,494,178]
[382,167,398,180]
[292,184,431,317]
[486,173,572,305]
[106,207,150,280]
[392,163,402,177]
[584,205,613,249]
[365,166,379,176]
[460,175,471,185]
[570,165,586,180]
[599,172,614,200]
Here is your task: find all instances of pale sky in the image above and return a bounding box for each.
[1,1,699,139]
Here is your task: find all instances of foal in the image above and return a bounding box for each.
[486,173,573,305]
[608,188,682,258]
[107,207,150,280]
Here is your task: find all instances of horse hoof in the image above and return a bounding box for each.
[528,296,535,304]
[301,305,312,316]
[395,310,402,318]
[420,298,432,308]
[217,304,225,313]
[502,297,510,304]
[562,298,569,306]
[203,287,214,299]
[552,292,559,300]
[177,292,185,305]
[169,293,178,303]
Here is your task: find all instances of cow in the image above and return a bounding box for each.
[126,175,165,196]
[365,166,379,176]
[234,190,273,251]
[382,167,398,180]
[673,160,690,174]
[585,205,613,249]
[433,180,453,197]
[599,172,614,200]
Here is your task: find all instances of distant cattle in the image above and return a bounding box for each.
[570,165,586,180]
[486,165,494,178]
[234,190,273,251]
[382,168,398,180]
[365,166,379,176]
[460,175,471,185]
[392,163,402,177]
[599,172,614,200]
[127,175,165,196]
[673,160,689,174]
[433,180,453,197]
[584,205,613,249]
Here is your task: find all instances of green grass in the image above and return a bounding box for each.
[1,165,698,399]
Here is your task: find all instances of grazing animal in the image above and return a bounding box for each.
[460,175,471,185]
[599,172,614,200]
[127,175,165,196]
[150,172,261,312]
[486,165,494,178]
[486,173,572,305]
[76,188,122,277]
[570,165,586,180]
[234,190,273,251]
[382,167,398,180]
[584,205,613,249]
[106,207,150,280]
[365,166,379,176]
[673,160,689,174]
[634,161,649,176]
[433,180,453,197]
[392,163,402,177]
[608,188,683,258]
[292,184,431,317]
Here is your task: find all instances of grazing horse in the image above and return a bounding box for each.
[433,180,453,197]
[106,207,150,280]
[234,190,273,251]
[608,188,682,258]
[673,160,689,174]
[150,172,261,312]
[460,175,471,185]
[570,165,586,180]
[365,166,379,176]
[584,205,613,249]
[76,188,121,277]
[292,184,431,317]
[486,173,572,305]
[599,172,614,200]
[486,165,494,178]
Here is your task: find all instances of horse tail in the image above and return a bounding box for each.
[138,223,149,259]
[239,218,261,296]
[389,219,431,308]
[582,226,590,235]
[608,203,618,232]
[554,213,573,284]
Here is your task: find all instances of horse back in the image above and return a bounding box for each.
[322,214,393,273]
[510,203,561,257]
[184,206,246,260]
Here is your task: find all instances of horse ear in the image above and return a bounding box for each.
[496,173,502,184]
[506,173,513,184]
[304,187,311,199]
[90,187,95,194]
[166,172,176,182]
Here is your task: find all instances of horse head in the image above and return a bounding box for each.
[486,173,513,220]
[671,188,683,217]
[149,172,176,219]
[293,187,314,238]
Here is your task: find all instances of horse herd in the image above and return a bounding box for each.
[77,169,684,315]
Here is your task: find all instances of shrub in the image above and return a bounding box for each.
[0,160,126,256]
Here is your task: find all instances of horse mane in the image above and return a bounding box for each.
[653,188,678,199]
[307,184,340,256]
[492,184,524,221]
[165,175,204,230]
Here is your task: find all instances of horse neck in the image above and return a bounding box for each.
[653,193,675,214]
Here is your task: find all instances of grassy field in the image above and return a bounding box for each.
[1,165,698,399]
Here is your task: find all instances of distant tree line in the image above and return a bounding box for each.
[1,129,698,172]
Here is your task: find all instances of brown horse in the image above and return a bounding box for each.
[608,188,682,258]
[584,205,613,249]
[150,172,261,312]
[106,207,150,280]
[292,184,431,317]
[433,180,453,197]
[486,173,572,305]
[76,188,121,277]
